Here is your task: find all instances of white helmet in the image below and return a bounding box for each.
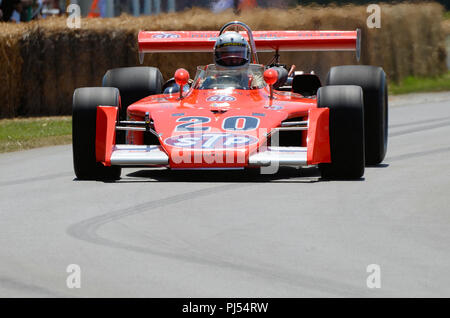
[214,31,251,68]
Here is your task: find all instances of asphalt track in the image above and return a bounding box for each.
[1,92,450,297]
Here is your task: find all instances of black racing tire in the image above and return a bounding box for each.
[102,66,164,120]
[317,85,365,180]
[72,87,121,181]
[327,65,388,165]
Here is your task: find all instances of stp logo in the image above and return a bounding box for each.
[264,105,283,110]
[164,133,258,149]
[206,95,236,102]
[152,33,180,39]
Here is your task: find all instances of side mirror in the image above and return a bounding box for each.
[264,68,278,100]
[174,68,190,99]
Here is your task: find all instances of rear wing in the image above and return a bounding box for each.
[138,29,361,60]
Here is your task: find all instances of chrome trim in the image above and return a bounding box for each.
[116,126,146,131]
[115,126,160,138]
[248,146,308,166]
[280,121,308,127]
[273,127,308,131]
[110,145,169,165]
[119,121,147,125]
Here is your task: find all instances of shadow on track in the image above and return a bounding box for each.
[121,166,322,183]
[366,163,390,168]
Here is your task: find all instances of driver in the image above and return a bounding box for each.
[200,31,256,89]
[214,31,251,69]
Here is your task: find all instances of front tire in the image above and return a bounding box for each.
[102,66,164,120]
[72,87,121,180]
[317,85,365,179]
[327,65,388,165]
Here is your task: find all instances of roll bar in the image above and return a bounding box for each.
[219,21,259,64]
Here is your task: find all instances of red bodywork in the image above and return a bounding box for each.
[95,28,361,169]
[96,86,331,168]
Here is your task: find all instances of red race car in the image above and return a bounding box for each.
[72,21,388,180]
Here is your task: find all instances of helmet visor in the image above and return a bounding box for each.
[215,44,249,67]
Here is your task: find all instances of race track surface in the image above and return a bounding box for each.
[1,92,450,297]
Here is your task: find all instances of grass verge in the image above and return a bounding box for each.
[389,72,450,95]
[0,116,72,153]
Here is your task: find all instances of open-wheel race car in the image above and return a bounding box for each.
[72,21,388,181]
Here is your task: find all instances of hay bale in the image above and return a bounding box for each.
[443,20,450,36]
[0,23,23,117]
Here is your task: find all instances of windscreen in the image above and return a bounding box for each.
[193,64,266,90]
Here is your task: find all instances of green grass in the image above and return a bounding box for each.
[0,116,72,153]
[389,71,450,95]
[444,11,450,20]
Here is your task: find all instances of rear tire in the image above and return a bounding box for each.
[72,87,121,180]
[327,65,388,165]
[317,85,365,179]
[102,66,164,120]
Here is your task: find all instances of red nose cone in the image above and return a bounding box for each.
[175,68,190,86]
[263,68,278,86]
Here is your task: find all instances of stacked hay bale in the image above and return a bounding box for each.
[443,15,450,69]
[0,25,23,118]
[0,2,446,118]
